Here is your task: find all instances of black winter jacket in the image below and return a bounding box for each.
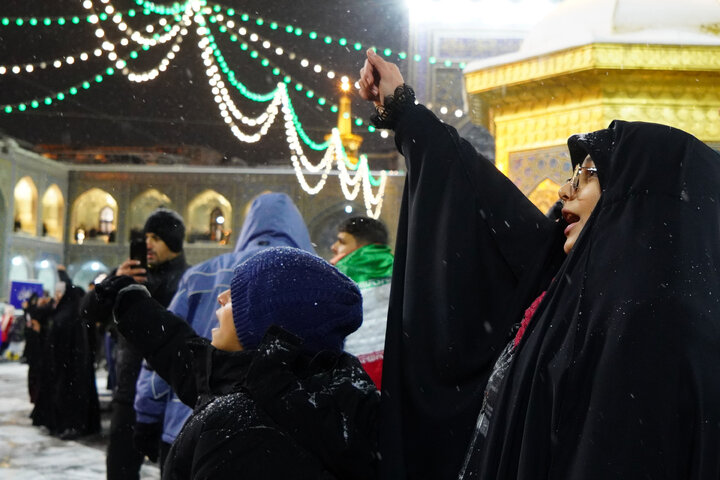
[113,287,380,480]
[112,253,189,405]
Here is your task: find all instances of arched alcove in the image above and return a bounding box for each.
[70,188,118,244]
[71,260,110,289]
[186,190,232,244]
[9,255,33,282]
[13,176,38,235]
[41,184,65,241]
[129,189,172,238]
[35,258,58,294]
[308,201,365,260]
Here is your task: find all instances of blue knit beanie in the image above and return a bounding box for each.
[230,247,362,352]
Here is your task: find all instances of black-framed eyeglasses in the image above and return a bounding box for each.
[565,164,598,192]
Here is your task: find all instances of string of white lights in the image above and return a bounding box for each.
[337,151,387,218]
[199,22,388,215]
[84,0,194,48]
[116,29,185,81]
[362,160,387,218]
[280,88,338,173]
[338,166,363,200]
[212,14,466,121]
[286,127,335,194]
[215,17,341,82]
[0,2,179,74]
[198,31,282,141]
[0,47,107,75]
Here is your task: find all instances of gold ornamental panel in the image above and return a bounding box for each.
[465,44,720,95]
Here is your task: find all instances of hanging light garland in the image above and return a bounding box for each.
[122,27,186,82]
[196,15,387,217]
[213,5,467,69]
[197,29,282,141]
[0,1,388,217]
[209,16,381,137]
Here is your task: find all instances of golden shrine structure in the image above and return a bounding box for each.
[464,0,720,212]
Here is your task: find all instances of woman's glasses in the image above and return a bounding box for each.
[566,164,598,193]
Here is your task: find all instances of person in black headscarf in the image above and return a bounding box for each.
[22,291,53,404]
[459,121,720,479]
[32,267,101,439]
[357,49,565,479]
[359,49,720,479]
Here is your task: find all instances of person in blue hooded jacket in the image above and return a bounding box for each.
[132,192,316,468]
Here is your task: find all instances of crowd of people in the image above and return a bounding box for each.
[8,48,720,479]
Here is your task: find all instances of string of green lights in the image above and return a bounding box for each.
[208,17,379,135]
[132,0,190,16]
[0,1,465,69]
[207,2,467,69]
[0,6,175,27]
[1,68,115,114]
[201,22,375,172]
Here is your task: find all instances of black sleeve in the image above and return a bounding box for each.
[245,340,380,480]
[377,97,560,478]
[113,289,204,407]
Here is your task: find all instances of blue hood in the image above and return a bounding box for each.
[234,192,315,257]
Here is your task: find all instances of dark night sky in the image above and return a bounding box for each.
[0,0,408,165]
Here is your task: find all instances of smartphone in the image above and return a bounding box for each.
[130,238,148,270]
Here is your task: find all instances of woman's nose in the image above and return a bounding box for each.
[558,181,572,203]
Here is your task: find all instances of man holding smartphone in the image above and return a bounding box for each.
[102,208,189,480]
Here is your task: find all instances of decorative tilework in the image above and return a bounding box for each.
[509,145,572,195]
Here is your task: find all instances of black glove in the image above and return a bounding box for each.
[94,275,137,312]
[133,421,162,463]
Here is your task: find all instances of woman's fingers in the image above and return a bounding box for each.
[358,60,380,102]
[365,48,404,102]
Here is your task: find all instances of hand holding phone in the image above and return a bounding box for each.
[116,239,148,283]
[130,238,148,270]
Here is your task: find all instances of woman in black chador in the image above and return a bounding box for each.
[358,49,720,479]
[22,292,53,403]
[31,269,101,439]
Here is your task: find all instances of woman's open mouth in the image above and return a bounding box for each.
[562,210,580,236]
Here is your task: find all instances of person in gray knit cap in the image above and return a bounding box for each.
[95,247,380,480]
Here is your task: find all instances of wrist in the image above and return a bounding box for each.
[371,84,416,130]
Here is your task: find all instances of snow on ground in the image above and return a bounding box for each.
[0,360,160,479]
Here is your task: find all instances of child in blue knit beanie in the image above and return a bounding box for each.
[96,247,379,480]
